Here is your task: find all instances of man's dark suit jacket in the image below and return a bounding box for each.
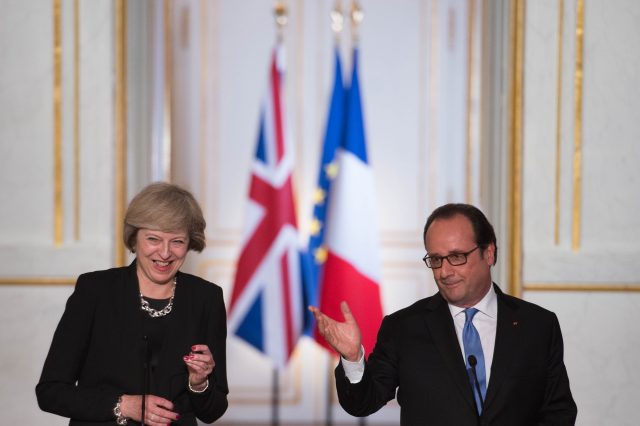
[336,284,577,425]
[36,262,228,425]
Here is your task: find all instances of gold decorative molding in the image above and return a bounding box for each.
[74,0,81,241]
[507,0,524,298]
[571,0,584,251]
[199,0,209,220]
[200,0,224,240]
[0,277,75,286]
[427,0,439,211]
[53,0,63,247]
[418,0,428,224]
[164,0,174,181]
[554,0,564,245]
[524,283,640,292]
[295,1,305,222]
[115,0,128,266]
[179,4,190,49]
[511,1,637,294]
[465,0,475,203]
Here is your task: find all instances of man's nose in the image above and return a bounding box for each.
[439,258,454,277]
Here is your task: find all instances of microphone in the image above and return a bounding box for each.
[468,355,485,414]
[142,335,150,426]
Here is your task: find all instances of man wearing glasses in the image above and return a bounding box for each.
[310,203,577,425]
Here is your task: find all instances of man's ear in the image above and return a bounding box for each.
[484,243,496,266]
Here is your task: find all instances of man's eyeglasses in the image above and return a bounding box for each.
[422,246,480,269]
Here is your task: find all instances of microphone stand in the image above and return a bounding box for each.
[142,335,150,426]
[468,355,485,415]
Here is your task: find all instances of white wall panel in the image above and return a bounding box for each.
[0,1,116,425]
[0,0,115,279]
[519,1,640,424]
[7,0,639,425]
[522,0,640,285]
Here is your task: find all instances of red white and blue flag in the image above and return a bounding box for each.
[315,48,384,357]
[228,45,303,368]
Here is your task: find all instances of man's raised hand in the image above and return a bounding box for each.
[309,301,362,361]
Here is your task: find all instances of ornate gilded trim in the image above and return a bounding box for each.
[199,0,208,215]
[417,0,428,223]
[507,0,525,298]
[524,283,640,292]
[74,0,81,241]
[571,0,584,251]
[53,0,63,247]
[554,0,564,245]
[163,0,173,181]
[465,0,475,203]
[0,277,75,285]
[115,0,128,266]
[428,0,439,210]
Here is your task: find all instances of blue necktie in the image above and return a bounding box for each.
[463,308,487,414]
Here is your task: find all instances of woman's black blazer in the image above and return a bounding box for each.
[36,261,228,425]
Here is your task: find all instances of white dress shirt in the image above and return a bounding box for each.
[342,284,498,384]
[448,284,497,383]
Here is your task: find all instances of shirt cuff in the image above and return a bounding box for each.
[341,345,365,383]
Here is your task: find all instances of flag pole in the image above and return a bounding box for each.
[322,4,345,426]
[350,0,363,44]
[352,4,367,426]
[270,4,288,426]
[325,355,334,426]
[272,366,280,426]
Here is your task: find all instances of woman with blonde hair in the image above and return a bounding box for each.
[37,182,228,425]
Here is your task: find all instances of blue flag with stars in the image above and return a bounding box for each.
[301,48,346,334]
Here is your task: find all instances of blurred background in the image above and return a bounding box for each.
[1,0,639,424]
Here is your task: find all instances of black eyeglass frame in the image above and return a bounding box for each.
[422,246,481,269]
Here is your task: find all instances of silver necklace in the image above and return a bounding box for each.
[140,277,177,318]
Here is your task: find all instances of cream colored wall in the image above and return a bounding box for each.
[0,0,116,424]
[1,1,638,425]
[518,1,640,424]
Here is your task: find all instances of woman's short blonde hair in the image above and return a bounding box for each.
[123,182,206,252]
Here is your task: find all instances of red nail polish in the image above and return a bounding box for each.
[191,345,197,350]
[183,356,189,361]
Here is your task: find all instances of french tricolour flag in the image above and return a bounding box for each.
[315,48,383,357]
[228,45,303,368]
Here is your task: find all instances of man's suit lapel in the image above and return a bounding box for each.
[484,284,520,412]
[424,294,477,413]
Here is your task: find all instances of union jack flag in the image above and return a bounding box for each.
[228,45,303,368]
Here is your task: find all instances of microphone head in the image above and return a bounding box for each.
[468,355,477,367]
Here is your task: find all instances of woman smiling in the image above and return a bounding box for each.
[37,182,228,425]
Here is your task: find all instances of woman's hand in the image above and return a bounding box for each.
[184,344,215,389]
[120,394,179,425]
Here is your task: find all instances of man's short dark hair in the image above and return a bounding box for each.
[423,203,498,265]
